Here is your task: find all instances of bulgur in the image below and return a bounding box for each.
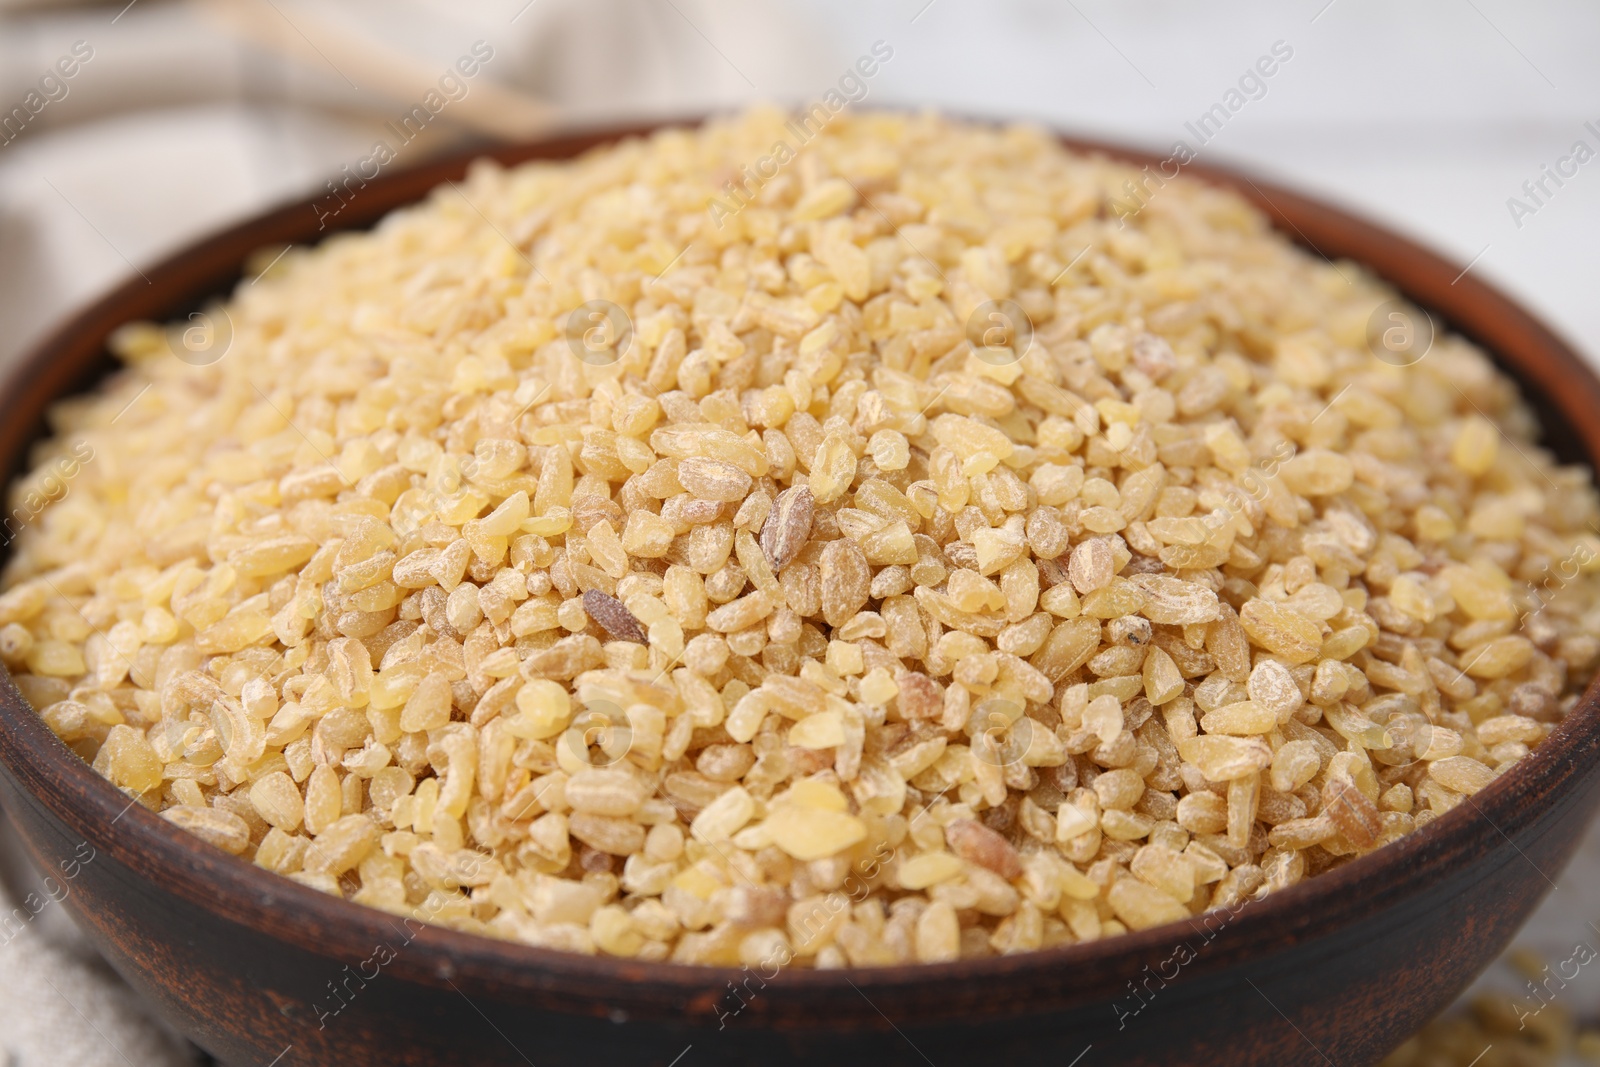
[4,107,1599,967]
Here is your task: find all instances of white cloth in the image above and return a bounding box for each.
[0,814,199,1067]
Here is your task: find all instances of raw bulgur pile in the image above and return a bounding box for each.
[4,108,1600,967]
[1384,997,1600,1067]
[1382,946,1600,1067]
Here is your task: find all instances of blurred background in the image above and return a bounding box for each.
[1,0,1598,1063]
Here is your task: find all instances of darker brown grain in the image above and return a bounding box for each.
[580,588,647,644]
[760,484,814,574]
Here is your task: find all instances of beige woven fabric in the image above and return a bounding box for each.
[0,815,197,1067]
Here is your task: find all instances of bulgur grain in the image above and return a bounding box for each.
[7,108,1599,967]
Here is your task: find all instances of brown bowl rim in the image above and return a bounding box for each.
[1,114,1598,1025]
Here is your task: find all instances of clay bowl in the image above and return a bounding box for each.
[1,120,1599,1067]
